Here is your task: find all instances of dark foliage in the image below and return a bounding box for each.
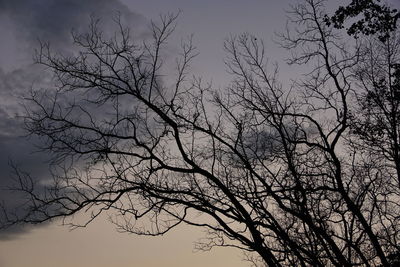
[324,0,400,42]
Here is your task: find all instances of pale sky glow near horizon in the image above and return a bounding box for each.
[1,0,393,266]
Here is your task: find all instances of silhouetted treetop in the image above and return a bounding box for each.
[324,0,400,41]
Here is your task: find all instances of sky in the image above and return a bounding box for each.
[1,0,397,266]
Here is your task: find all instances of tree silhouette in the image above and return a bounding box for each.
[350,35,400,189]
[2,0,400,266]
[324,0,400,42]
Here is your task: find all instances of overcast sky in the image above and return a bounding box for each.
[1,0,398,266]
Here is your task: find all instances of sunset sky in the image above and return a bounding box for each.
[1,0,397,266]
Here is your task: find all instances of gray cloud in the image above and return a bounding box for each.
[0,135,52,240]
[0,0,147,53]
[0,0,148,239]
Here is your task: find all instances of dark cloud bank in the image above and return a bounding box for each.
[0,0,147,239]
[0,0,146,49]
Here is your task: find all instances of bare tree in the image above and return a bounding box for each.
[349,32,400,185]
[2,0,400,266]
